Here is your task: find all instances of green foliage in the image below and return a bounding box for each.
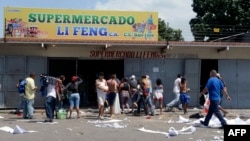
[158,18,184,41]
[190,0,250,41]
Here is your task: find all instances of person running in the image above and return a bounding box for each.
[65,76,83,119]
[200,70,231,129]
[119,78,131,114]
[179,77,191,114]
[166,74,182,111]
[153,78,164,115]
[95,72,108,120]
[217,73,229,117]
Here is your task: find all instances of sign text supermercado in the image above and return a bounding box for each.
[4,7,158,41]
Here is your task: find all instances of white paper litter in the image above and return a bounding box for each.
[138,126,196,138]
[95,122,127,128]
[37,121,58,125]
[176,116,191,123]
[88,119,122,124]
[67,128,73,131]
[192,115,250,128]
[88,119,126,128]
[138,127,168,136]
[0,115,4,119]
[167,119,175,123]
[167,116,191,123]
[0,125,37,134]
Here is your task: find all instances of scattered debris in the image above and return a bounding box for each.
[95,122,127,128]
[0,115,4,119]
[138,126,196,138]
[192,115,250,128]
[176,116,191,123]
[66,128,73,131]
[0,125,37,134]
[88,119,127,128]
[37,121,58,125]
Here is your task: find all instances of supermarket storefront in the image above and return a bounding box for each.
[1,7,250,109]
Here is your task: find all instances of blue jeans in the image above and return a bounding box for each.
[45,96,56,120]
[69,93,80,108]
[203,100,227,126]
[23,98,34,119]
[16,96,25,113]
[137,96,148,115]
[144,95,154,115]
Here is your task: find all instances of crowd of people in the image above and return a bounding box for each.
[13,69,231,128]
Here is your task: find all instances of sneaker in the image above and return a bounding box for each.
[200,121,208,128]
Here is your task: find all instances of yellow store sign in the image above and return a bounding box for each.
[4,7,158,41]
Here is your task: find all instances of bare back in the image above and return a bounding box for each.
[107,79,118,92]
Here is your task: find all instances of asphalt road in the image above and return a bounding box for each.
[0,108,249,141]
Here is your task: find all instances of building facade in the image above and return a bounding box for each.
[1,38,250,109]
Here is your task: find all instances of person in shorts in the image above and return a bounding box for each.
[107,74,118,118]
[179,77,190,114]
[95,72,108,120]
[64,76,82,119]
[153,78,164,115]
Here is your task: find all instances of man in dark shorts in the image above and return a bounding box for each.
[107,74,118,118]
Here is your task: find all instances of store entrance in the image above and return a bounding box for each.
[78,60,124,107]
[200,59,218,91]
[48,58,124,107]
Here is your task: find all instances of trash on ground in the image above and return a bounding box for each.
[95,122,127,128]
[192,115,250,128]
[0,115,4,118]
[37,121,58,125]
[167,116,191,123]
[88,119,126,128]
[66,128,73,131]
[176,116,191,123]
[138,125,196,138]
[0,125,37,134]
[88,119,122,124]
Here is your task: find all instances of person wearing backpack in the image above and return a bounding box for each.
[14,79,26,114]
[23,73,37,119]
[64,76,83,119]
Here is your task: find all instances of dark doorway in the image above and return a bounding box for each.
[48,58,77,84]
[78,60,124,107]
[200,59,218,91]
[48,58,124,107]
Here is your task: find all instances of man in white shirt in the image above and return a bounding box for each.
[166,74,182,111]
[43,75,62,122]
